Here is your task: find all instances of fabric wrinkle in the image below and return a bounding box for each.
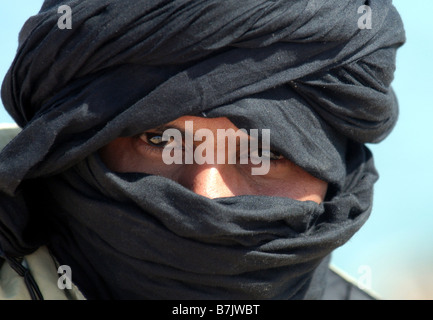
[0,0,405,299]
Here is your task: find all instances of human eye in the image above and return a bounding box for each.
[138,130,185,156]
[249,148,284,161]
[139,132,170,148]
[260,149,284,161]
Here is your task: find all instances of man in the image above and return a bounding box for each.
[0,0,405,300]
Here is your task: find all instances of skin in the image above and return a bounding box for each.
[99,116,328,203]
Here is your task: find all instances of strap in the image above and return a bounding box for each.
[0,247,44,300]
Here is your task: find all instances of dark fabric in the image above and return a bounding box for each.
[43,143,375,299]
[0,0,404,299]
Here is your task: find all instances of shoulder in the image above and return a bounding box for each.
[0,123,21,150]
[0,246,86,300]
[0,125,86,300]
[322,265,380,300]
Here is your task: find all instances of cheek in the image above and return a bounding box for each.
[98,138,130,172]
[99,138,328,203]
[99,138,153,172]
[99,137,181,178]
[249,160,328,203]
[265,177,328,203]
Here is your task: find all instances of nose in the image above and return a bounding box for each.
[177,164,248,199]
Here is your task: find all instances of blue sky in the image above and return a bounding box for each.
[0,1,432,299]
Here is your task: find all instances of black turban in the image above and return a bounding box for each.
[0,0,405,299]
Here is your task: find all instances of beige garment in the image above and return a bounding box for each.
[0,123,21,150]
[0,126,85,300]
[0,246,86,300]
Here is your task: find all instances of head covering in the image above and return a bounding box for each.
[0,0,404,299]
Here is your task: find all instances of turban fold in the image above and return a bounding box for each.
[0,0,404,299]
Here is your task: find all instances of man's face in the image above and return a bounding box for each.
[99,116,328,203]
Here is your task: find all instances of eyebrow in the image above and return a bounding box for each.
[146,123,262,147]
[147,124,187,141]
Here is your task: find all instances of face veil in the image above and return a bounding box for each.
[0,0,405,299]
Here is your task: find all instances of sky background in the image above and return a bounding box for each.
[0,1,432,299]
